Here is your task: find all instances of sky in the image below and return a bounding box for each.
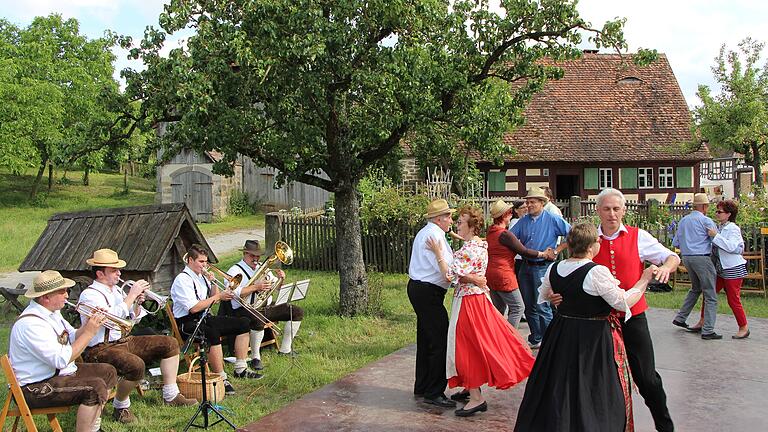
[1,0,767,107]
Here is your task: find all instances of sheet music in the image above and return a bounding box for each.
[274,279,310,304]
[275,283,295,305]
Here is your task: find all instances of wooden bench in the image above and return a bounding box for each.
[0,354,71,432]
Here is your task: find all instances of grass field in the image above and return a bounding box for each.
[0,170,264,273]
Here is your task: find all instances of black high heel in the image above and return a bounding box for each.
[455,401,488,417]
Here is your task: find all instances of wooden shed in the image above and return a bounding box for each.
[18,204,217,294]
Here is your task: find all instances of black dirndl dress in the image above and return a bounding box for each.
[514,261,630,432]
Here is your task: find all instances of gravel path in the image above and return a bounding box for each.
[0,227,265,291]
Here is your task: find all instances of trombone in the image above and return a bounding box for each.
[206,263,281,335]
[66,301,134,334]
[117,278,169,315]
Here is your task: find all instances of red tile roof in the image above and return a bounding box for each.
[499,53,708,162]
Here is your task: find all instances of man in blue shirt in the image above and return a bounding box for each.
[672,193,721,339]
[511,187,569,348]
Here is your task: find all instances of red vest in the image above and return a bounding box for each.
[593,225,648,316]
[486,225,519,292]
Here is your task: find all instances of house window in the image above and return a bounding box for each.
[542,168,550,176]
[659,167,674,188]
[638,168,653,189]
[599,168,612,189]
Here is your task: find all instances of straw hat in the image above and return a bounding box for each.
[490,200,513,219]
[692,193,710,206]
[424,198,455,219]
[26,270,75,298]
[524,186,549,203]
[85,248,127,268]
[239,240,264,255]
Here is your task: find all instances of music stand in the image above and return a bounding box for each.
[181,306,236,431]
[248,281,310,399]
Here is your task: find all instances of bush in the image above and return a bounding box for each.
[358,168,430,235]
[228,190,256,216]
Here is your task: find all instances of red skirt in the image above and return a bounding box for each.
[448,293,535,389]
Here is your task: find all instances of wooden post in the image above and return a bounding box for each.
[265,212,282,267]
[569,195,581,220]
[648,198,659,221]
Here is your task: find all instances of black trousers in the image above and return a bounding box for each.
[407,279,448,399]
[178,314,250,347]
[622,312,674,432]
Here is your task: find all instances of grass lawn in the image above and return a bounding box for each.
[0,170,265,273]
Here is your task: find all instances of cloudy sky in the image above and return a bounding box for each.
[2,0,767,107]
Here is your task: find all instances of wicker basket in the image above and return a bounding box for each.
[177,357,226,402]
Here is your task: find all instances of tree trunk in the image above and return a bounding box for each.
[83,167,90,186]
[47,163,53,191]
[123,169,129,194]
[29,156,48,199]
[751,142,763,188]
[334,184,368,316]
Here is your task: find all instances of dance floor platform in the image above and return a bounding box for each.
[239,308,767,431]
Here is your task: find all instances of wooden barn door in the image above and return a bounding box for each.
[171,170,213,222]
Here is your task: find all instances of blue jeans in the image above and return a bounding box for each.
[518,261,553,344]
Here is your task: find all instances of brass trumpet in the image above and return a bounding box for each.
[66,301,134,334]
[206,263,281,335]
[117,278,168,315]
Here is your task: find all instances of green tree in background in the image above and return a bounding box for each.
[126,0,653,316]
[696,37,768,188]
[0,15,137,197]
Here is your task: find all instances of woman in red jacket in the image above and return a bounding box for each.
[486,200,552,329]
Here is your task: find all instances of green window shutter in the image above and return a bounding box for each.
[488,171,506,192]
[584,168,598,189]
[675,166,692,188]
[620,167,637,189]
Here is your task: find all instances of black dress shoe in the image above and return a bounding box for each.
[686,326,703,333]
[423,395,457,408]
[450,390,470,401]
[732,330,750,339]
[455,401,488,417]
[701,332,723,340]
[672,319,689,329]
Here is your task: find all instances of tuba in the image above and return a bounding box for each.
[245,241,293,308]
[66,301,134,334]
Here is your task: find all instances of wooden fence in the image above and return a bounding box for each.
[272,213,767,274]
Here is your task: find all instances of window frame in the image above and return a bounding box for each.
[638,167,654,189]
[658,167,674,189]
[598,168,613,190]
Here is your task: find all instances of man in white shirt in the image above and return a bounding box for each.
[78,248,196,424]
[407,199,485,409]
[225,240,303,371]
[170,244,261,396]
[10,270,117,432]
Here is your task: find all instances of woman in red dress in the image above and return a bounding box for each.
[427,206,535,417]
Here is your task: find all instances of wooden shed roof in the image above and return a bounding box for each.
[19,204,217,272]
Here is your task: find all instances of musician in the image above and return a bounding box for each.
[170,244,263,396]
[227,240,304,370]
[78,249,196,424]
[10,270,117,432]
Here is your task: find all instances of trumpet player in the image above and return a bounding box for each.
[9,270,117,432]
[171,244,263,397]
[227,240,304,370]
[79,248,196,424]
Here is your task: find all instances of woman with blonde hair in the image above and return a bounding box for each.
[427,206,534,417]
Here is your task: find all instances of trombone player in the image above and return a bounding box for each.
[170,244,263,397]
[79,248,196,424]
[227,240,304,371]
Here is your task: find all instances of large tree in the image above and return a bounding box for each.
[696,37,768,188]
[0,15,134,196]
[127,0,651,316]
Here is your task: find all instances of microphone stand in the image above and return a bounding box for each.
[182,306,236,431]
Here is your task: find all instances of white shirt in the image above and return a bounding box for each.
[537,259,639,321]
[544,201,563,217]
[9,301,78,386]
[598,224,677,265]
[170,266,211,318]
[408,222,453,289]
[712,222,747,269]
[79,280,146,347]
